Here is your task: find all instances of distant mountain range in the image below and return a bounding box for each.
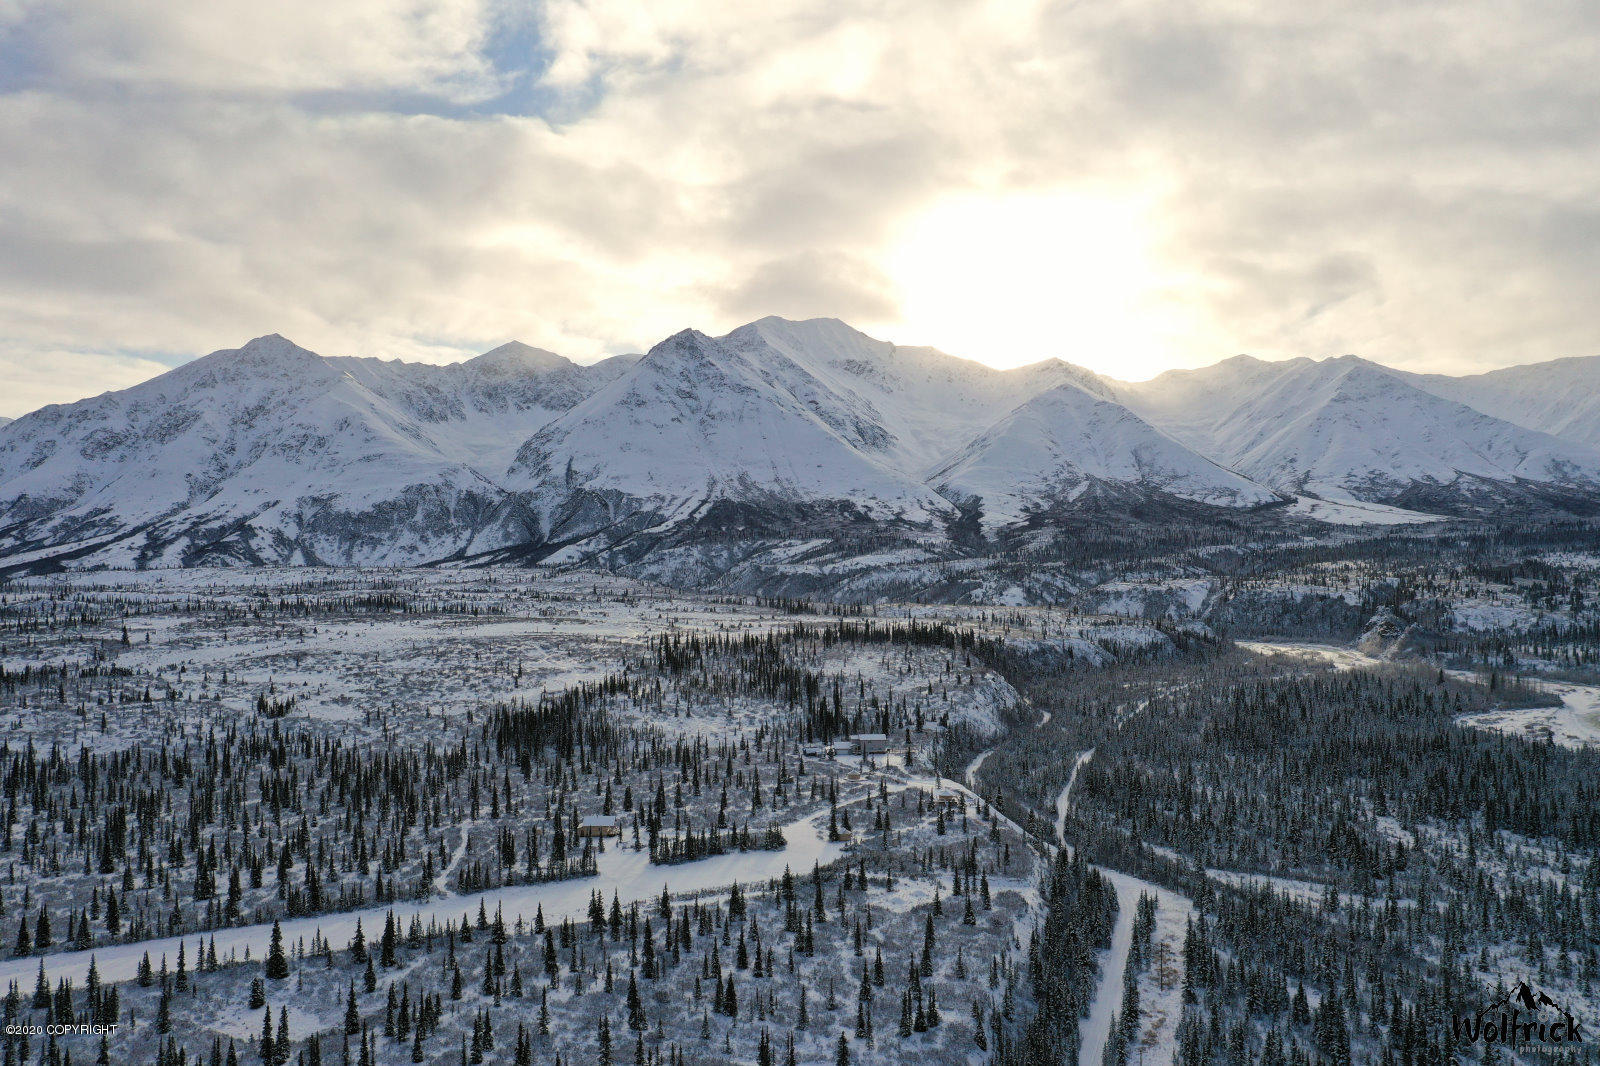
[2,317,1598,570]
[1114,354,1600,504]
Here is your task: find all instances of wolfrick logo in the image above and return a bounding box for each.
[1452,981,1585,1048]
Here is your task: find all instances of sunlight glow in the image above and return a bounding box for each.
[883,189,1186,379]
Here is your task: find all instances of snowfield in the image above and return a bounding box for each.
[0,543,1594,1066]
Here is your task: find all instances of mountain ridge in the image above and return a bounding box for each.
[2,318,1598,572]
[1112,352,1600,506]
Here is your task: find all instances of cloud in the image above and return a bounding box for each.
[0,0,1597,414]
[5,0,501,99]
[0,342,176,417]
[716,250,899,325]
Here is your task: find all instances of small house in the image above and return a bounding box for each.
[577,815,621,839]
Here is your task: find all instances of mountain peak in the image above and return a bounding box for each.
[726,316,885,359]
[1319,355,1408,397]
[649,328,719,357]
[226,333,321,362]
[745,314,853,331]
[930,374,1280,523]
[237,333,303,355]
[466,341,572,376]
[181,334,327,377]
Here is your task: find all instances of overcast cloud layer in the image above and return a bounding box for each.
[1,0,1597,415]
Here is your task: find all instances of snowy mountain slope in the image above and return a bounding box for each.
[501,329,953,547]
[325,342,635,477]
[721,317,1114,475]
[1112,355,1311,455]
[1397,356,1600,449]
[0,336,620,567]
[496,317,1208,555]
[1195,357,1600,501]
[928,383,1283,524]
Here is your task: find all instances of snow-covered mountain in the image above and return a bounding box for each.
[499,317,1265,552]
[501,328,953,550]
[1397,356,1600,449]
[1119,356,1600,504]
[929,383,1282,524]
[323,342,636,477]
[1114,355,1310,455]
[0,335,623,567]
[721,316,1114,475]
[3,318,1599,572]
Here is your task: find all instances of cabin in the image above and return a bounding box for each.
[577,815,621,839]
[849,733,891,756]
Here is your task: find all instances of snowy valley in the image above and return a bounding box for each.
[0,323,1598,1066]
[0,543,1596,1065]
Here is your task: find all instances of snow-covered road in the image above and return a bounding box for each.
[1054,748,1095,844]
[1078,868,1197,1066]
[964,747,994,791]
[1078,861,1139,1066]
[0,809,846,990]
[961,689,1194,1066]
[1053,760,1194,1066]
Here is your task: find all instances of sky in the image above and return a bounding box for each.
[1,0,1597,416]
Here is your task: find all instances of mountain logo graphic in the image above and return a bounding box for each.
[1451,980,1585,1048]
[1510,981,1559,1014]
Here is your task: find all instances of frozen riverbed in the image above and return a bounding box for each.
[1455,681,1600,748]
[1241,639,1600,749]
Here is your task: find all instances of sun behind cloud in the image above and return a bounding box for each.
[880,187,1193,380]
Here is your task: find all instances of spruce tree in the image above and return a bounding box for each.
[265,920,291,980]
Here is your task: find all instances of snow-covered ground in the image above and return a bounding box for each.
[0,809,846,991]
[1282,496,1443,526]
[1130,880,1195,1066]
[1237,639,1385,671]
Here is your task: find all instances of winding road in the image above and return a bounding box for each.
[963,691,1193,1066]
[1052,749,1193,1066]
